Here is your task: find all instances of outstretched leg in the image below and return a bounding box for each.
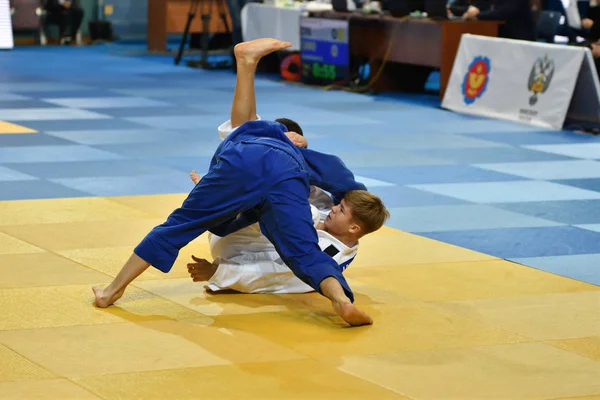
[92,143,271,308]
[230,38,291,128]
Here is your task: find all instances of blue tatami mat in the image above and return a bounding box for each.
[0,43,599,288]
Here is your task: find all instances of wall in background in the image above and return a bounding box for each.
[101,0,147,40]
[80,0,97,35]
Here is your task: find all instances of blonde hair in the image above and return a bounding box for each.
[343,190,390,236]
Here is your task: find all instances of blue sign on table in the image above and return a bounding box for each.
[300,17,350,85]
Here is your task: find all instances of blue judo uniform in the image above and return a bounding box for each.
[134,120,367,302]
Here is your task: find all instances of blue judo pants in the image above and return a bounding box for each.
[134,137,355,302]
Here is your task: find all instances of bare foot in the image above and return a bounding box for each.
[332,301,373,327]
[190,170,202,185]
[234,38,292,65]
[187,255,218,282]
[92,286,124,308]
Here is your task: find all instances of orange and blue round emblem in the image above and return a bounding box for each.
[462,56,491,105]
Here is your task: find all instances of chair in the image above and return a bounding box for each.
[536,10,562,43]
[9,0,43,38]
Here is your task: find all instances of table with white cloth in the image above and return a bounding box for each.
[241,2,332,50]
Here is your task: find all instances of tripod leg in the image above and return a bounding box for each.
[217,0,231,34]
[200,0,212,66]
[175,0,201,65]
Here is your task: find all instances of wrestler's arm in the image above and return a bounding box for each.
[300,148,367,204]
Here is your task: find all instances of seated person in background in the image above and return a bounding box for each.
[583,0,600,33]
[463,0,536,41]
[44,0,84,45]
[582,0,600,50]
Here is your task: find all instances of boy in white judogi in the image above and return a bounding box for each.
[188,181,361,294]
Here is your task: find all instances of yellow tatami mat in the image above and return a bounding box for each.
[0,121,37,134]
[1,194,599,400]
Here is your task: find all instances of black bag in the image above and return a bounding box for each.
[88,20,114,41]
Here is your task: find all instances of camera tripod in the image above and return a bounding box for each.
[174,0,231,68]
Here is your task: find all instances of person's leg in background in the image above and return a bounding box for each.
[56,2,84,44]
[56,11,69,42]
[67,4,84,40]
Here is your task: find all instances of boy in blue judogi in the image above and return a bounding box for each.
[93,39,373,326]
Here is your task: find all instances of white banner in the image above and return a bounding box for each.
[0,0,13,50]
[442,34,585,129]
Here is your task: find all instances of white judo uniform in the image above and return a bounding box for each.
[202,119,359,294]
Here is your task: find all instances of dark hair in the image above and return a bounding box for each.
[275,118,304,136]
